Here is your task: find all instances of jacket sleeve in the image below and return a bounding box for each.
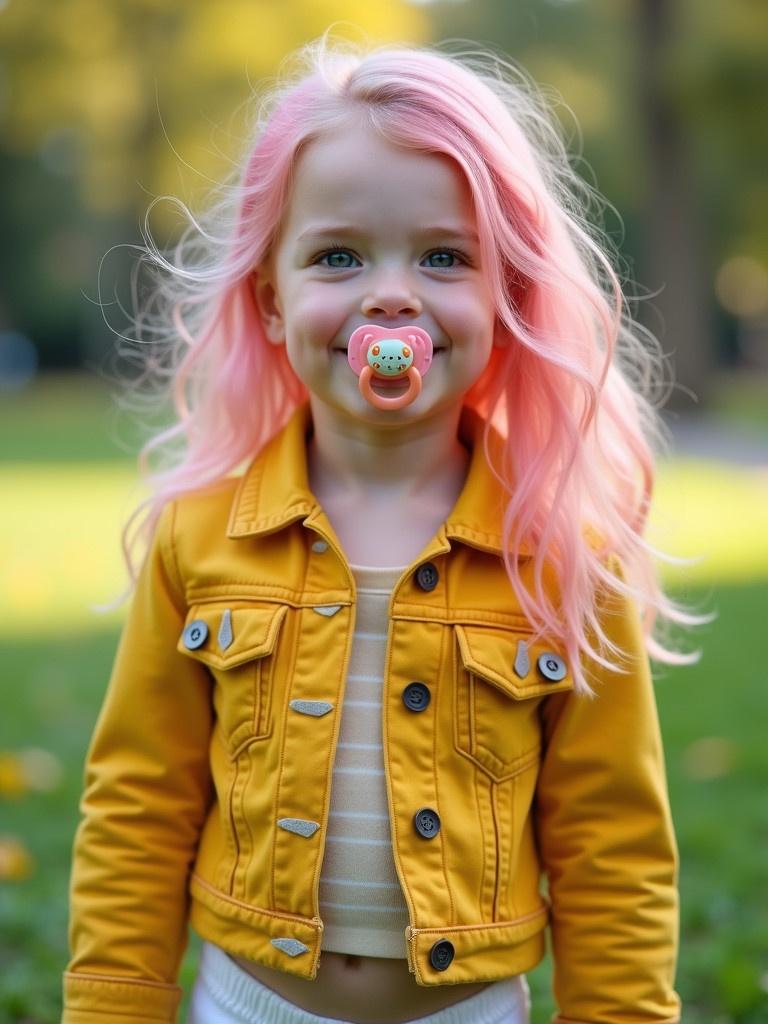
[63,501,214,1023]
[534,561,682,1024]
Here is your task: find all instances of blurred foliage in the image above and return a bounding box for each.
[425,0,768,262]
[0,0,428,217]
[0,0,429,367]
[0,0,765,374]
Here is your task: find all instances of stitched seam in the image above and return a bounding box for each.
[271,600,301,911]
[226,757,240,895]
[395,608,534,627]
[490,781,501,921]
[192,873,321,924]
[186,584,353,606]
[504,777,517,921]
[473,708,487,920]
[473,738,541,779]
[435,618,455,928]
[409,904,547,935]
[63,971,178,991]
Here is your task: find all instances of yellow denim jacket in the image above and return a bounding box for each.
[64,401,681,1023]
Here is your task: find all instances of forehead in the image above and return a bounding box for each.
[279,120,476,235]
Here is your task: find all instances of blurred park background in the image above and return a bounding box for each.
[1,1,767,1021]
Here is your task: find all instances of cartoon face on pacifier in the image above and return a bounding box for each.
[347,325,433,410]
[366,339,414,378]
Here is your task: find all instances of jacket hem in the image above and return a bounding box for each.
[406,905,549,986]
[189,873,323,979]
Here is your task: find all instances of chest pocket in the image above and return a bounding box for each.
[453,624,573,782]
[177,601,289,754]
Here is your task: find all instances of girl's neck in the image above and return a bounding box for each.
[306,399,470,512]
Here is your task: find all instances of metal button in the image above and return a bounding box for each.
[429,939,455,971]
[311,539,329,553]
[413,807,441,839]
[402,682,431,713]
[415,562,439,592]
[537,652,567,682]
[182,620,208,650]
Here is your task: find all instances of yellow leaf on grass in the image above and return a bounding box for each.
[0,836,35,880]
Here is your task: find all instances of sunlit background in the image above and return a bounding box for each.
[1,2,766,1022]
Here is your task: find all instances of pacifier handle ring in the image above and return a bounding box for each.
[358,365,423,411]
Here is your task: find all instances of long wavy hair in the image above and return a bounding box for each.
[110,33,705,695]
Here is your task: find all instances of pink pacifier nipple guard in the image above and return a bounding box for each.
[346,325,433,410]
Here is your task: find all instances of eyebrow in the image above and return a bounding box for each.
[297,224,480,244]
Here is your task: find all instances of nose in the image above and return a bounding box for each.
[361,267,422,321]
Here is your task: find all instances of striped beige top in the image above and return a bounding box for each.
[319,561,411,958]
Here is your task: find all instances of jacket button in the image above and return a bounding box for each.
[402,682,431,712]
[415,562,439,592]
[182,620,208,650]
[311,539,329,553]
[429,939,455,971]
[538,652,567,682]
[413,807,441,839]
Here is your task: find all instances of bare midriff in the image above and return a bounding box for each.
[229,951,493,1023]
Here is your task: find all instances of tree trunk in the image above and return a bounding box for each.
[634,0,715,409]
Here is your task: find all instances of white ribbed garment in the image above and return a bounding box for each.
[318,561,411,958]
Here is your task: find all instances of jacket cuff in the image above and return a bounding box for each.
[62,972,183,1023]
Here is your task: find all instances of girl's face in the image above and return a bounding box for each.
[256,119,501,420]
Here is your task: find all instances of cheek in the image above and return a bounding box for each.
[439,287,496,342]
[287,291,348,341]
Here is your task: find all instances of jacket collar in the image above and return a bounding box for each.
[227,401,529,558]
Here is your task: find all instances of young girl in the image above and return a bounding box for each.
[63,37,697,1024]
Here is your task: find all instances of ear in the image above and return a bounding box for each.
[251,270,285,345]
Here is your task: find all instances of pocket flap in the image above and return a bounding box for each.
[177,601,288,670]
[455,624,573,699]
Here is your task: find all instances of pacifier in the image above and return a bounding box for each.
[346,325,433,410]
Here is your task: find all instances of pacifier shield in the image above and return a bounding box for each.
[346,324,434,410]
[346,325,433,380]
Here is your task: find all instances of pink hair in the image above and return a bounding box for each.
[111,35,705,695]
